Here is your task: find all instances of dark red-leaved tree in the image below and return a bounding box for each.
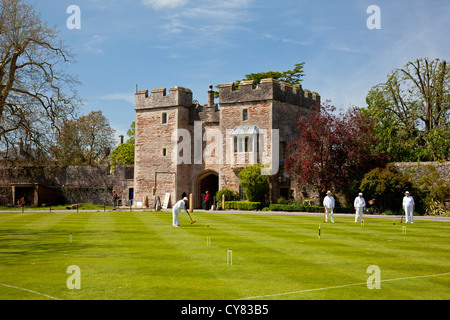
[285,101,388,202]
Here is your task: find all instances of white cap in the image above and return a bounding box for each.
[183,197,188,201]
[327,191,332,194]
[358,193,363,196]
[405,191,410,194]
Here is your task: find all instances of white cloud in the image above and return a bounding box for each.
[99,92,135,105]
[156,0,255,47]
[263,34,309,46]
[84,35,104,54]
[327,45,361,53]
[142,0,188,10]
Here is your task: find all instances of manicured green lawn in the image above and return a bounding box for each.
[0,211,449,300]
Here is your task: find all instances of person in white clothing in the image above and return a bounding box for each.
[354,193,366,223]
[402,191,415,223]
[172,197,188,227]
[323,191,335,223]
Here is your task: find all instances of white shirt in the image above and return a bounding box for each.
[354,196,366,208]
[402,196,415,208]
[173,199,186,212]
[323,196,335,208]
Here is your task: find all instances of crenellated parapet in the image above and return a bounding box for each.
[135,86,193,110]
[218,78,320,107]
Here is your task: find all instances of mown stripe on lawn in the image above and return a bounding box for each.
[0,212,96,300]
[191,212,450,299]
[239,272,450,300]
[170,212,366,299]
[131,211,241,299]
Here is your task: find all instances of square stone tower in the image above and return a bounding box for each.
[134,79,319,209]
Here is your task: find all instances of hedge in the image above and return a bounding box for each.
[224,201,269,211]
[269,204,353,213]
[223,201,353,213]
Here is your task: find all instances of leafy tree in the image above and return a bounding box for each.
[52,111,115,165]
[109,143,134,172]
[360,164,416,213]
[126,121,135,144]
[215,62,305,97]
[243,62,305,85]
[0,0,80,159]
[238,163,270,202]
[365,58,449,161]
[109,122,135,172]
[285,102,388,203]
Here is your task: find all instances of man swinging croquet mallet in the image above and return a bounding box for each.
[172,197,196,227]
[172,197,188,227]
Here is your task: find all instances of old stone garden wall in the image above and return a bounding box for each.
[0,165,134,206]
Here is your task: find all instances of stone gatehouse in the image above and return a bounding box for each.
[134,78,320,208]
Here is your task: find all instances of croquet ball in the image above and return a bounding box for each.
[393,223,396,225]
[206,225,209,227]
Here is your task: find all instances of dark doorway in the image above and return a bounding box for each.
[128,188,134,206]
[199,174,219,209]
[15,187,35,206]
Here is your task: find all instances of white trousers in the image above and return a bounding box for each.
[355,207,364,222]
[325,208,334,222]
[172,209,180,226]
[404,205,414,223]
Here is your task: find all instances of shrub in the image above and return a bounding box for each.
[269,204,304,212]
[216,188,239,201]
[224,201,269,211]
[360,164,415,212]
[302,199,315,206]
[238,163,270,202]
[425,199,448,216]
[269,204,353,213]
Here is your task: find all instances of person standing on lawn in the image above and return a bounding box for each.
[172,197,189,227]
[204,191,211,210]
[323,191,335,223]
[112,189,119,211]
[402,191,415,223]
[354,193,366,223]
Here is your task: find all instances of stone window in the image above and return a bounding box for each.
[162,148,167,156]
[243,109,248,121]
[125,167,134,180]
[230,126,261,154]
[161,112,168,124]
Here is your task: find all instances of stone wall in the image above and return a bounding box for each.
[0,165,134,206]
[393,161,450,182]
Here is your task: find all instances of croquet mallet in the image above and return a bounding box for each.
[186,210,196,224]
[400,207,404,224]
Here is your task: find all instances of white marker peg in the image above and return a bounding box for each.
[227,250,233,265]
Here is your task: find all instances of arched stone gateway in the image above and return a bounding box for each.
[193,170,219,209]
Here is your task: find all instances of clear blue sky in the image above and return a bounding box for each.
[34,0,450,143]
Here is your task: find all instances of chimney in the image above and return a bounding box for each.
[119,135,124,145]
[207,84,215,107]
